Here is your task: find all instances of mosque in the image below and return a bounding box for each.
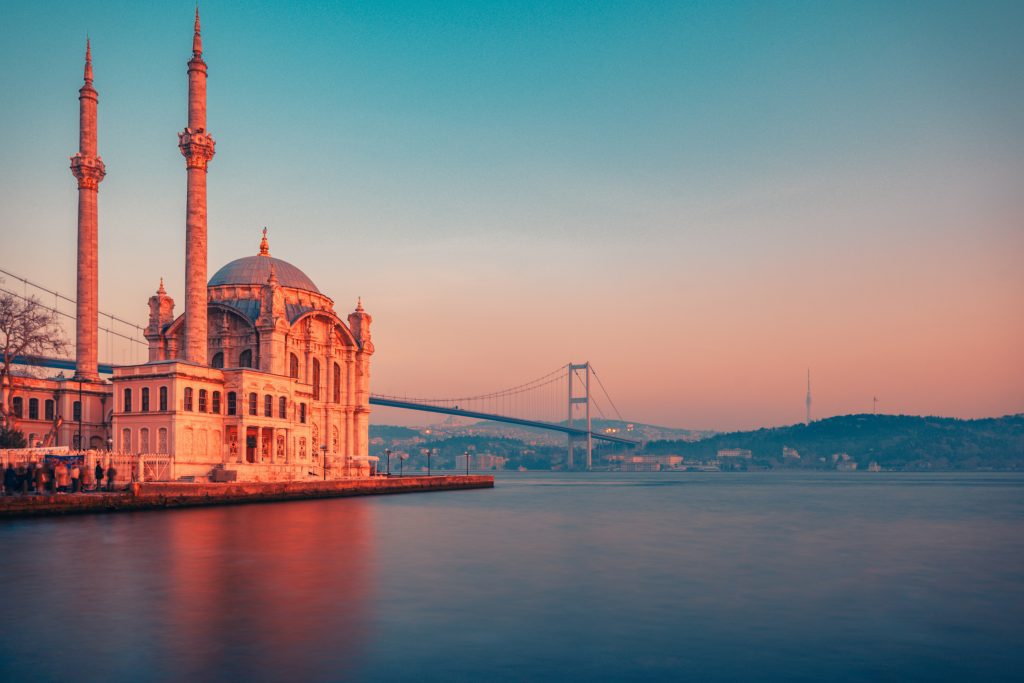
[4,12,376,480]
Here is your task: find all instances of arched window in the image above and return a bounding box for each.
[159,386,168,411]
[227,391,237,416]
[239,349,253,368]
[122,390,132,413]
[333,363,342,403]
[278,396,287,419]
[158,428,168,454]
[198,389,208,412]
[11,397,22,418]
[211,352,224,368]
[212,391,221,414]
[300,403,307,424]
[248,392,258,416]
[141,388,150,412]
[122,428,131,453]
[289,353,299,379]
[184,387,194,411]
[44,400,55,421]
[72,400,81,421]
[29,398,40,419]
[140,428,150,454]
[264,394,273,418]
[312,358,321,400]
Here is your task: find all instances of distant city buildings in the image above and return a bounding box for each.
[717,448,753,459]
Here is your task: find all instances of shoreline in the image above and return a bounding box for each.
[0,475,495,519]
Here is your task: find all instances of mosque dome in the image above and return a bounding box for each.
[208,229,321,293]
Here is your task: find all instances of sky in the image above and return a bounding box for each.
[0,0,1021,431]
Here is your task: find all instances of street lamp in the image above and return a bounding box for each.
[464,450,470,476]
[385,448,392,476]
[421,447,435,477]
[399,452,408,477]
[320,444,328,480]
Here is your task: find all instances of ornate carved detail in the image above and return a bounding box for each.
[178,128,216,170]
[69,153,106,190]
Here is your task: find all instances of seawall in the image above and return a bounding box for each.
[0,475,495,519]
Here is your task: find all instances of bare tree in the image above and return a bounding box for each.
[0,288,68,426]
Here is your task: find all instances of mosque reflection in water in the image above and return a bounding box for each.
[0,499,373,681]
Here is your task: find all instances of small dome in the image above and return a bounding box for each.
[209,255,320,293]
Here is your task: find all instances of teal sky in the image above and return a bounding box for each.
[1,1,1022,430]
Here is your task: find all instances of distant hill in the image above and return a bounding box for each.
[643,414,1024,470]
[369,425,421,441]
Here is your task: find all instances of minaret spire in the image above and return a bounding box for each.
[84,38,93,84]
[179,10,216,364]
[192,6,202,57]
[70,38,105,382]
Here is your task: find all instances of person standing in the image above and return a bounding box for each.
[105,462,117,492]
[70,462,81,493]
[94,461,105,492]
[55,462,70,493]
[3,463,16,495]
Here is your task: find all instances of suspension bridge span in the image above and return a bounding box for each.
[3,269,635,467]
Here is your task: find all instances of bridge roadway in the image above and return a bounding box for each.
[12,356,637,446]
[369,397,637,445]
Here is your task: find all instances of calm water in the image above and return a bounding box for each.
[1,472,1022,682]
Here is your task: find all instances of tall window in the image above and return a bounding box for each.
[212,391,221,414]
[159,386,168,411]
[239,349,253,368]
[312,358,321,401]
[333,363,341,403]
[123,389,132,413]
[248,392,257,416]
[211,352,224,368]
[184,387,194,411]
[279,396,287,419]
[300,403,307,424]
[264,394,273,418]
[44,400,55,421]
[198,389,208,412]
[141,387,150,412]
[28,398,39,420]
[11,397,22,418]
[227,391,237,416]
[289,353,299,379]
[72,400,81,421]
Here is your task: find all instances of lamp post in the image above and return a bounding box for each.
[321,444,328,480]
[421,448,435,477]
[77,379,83,451]
[399,452,408,477]
[385,448,392,476]
[464,450,470,476]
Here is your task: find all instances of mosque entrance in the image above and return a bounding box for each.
[245,426,258,463]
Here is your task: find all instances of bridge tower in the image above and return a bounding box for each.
[567,362,592,470]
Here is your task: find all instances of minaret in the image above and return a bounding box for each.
[805,369,812,425]
[178,8,216,364]
[70,40,105,381]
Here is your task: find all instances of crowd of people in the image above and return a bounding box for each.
[2,460,119,495]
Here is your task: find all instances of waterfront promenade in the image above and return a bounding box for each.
[0,475,494,518]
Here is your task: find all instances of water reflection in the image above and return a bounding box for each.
[0,498,373,683]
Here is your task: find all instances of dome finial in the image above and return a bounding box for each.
[259,227,270,256]
[356,296,364,312]
[158,277,166,294]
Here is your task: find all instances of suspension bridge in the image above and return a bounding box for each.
[2,269,637,467]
